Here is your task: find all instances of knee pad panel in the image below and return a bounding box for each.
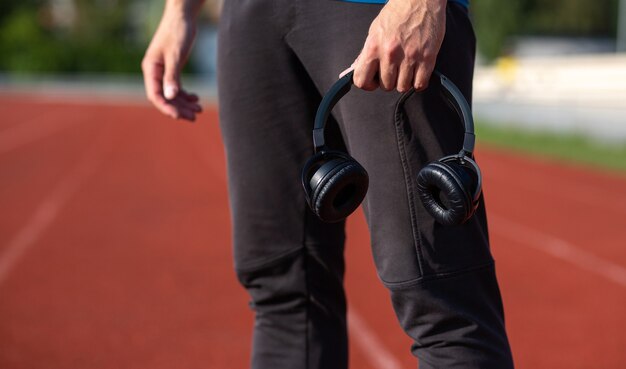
[235,248,308,313]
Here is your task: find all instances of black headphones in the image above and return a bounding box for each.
[301,70,481,226]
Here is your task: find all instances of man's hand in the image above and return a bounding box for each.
[142,2,203,121]
[344,0,447,93]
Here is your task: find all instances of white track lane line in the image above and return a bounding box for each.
[489,213,626,288]
[0,110,80,154]
[0,131,106,286]
[348,309,405,369]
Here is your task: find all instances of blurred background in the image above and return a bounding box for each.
[1,1,625,368]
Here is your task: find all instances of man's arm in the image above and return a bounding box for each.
[141,0,205,121]
[347,0,447,93]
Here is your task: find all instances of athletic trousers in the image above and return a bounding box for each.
[217,0,514,368]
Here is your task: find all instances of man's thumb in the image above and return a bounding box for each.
[339,62,356,79]
[163,59,181,100]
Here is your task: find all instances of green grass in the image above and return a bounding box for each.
[475,121,626,174]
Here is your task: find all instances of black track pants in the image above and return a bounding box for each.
[217,1,514,368]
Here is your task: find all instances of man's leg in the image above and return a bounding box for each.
[217,0,350,368]
[288,2,514,367]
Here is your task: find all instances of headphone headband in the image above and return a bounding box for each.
[312,71,353,150]
[433,71,475,155]
[312,70,475,156]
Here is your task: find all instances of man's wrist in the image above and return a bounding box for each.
[165,0,206,18]
[404,0,446,6]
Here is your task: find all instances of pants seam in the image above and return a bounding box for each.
[235,246,305,274]
[283,0,299,43]
[381,261,496,291]
[301,207,310,369]
[393,90,425,277]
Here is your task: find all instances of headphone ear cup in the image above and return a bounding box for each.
[309,157,368,223]
[459,156,483,211]
[416,160,475,226]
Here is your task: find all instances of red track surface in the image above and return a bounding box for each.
[1,96,625,369]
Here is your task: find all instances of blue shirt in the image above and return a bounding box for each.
[338,0,469,7]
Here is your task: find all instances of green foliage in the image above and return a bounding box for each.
[471,0,620,61]
[0,0,622,73]
[0,0,43,24]
[471,0,522,60]
[476,121,626,173]
[0,9,66,72]
[0,0,147,74]
[520,0,619,36]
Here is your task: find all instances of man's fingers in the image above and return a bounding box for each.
[142,58,164,100]
[353,55,379,91]
[339,65,355,79]
[177,107,197,122]
[157,98,198,121]
[152,95,180,119]
[397,60,416,93]
[142,58,179,118]
[413,63,435,92]
[173,95,202,113]
[379,59,399,91]
[163,54,182,99]
[183,102,203,113]
[141,59,201,121]
[379,40,403,91]
[178,90,200,103]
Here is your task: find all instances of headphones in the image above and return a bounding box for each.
[301,70,482,226]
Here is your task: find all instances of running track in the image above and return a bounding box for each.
[1,95,625,368]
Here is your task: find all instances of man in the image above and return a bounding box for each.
[142,0,515,368]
